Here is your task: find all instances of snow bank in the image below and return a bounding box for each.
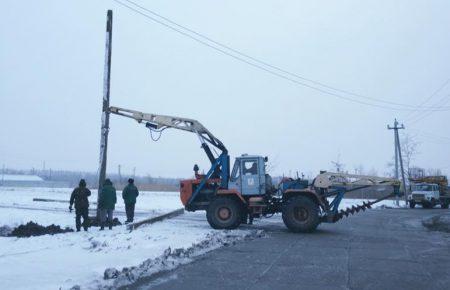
[93,229,265,290]
[422,213,450,233]
[0,212,263,290]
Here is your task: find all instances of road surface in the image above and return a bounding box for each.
[127,208,450,290]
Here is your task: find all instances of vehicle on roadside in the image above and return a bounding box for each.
[408,176,450,209]
[110,106,401,232]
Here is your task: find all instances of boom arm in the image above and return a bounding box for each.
[313,172,400,189]
[108,106,230,200]
[109,106,227,156]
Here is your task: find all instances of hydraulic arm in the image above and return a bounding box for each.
[109,106,230,202]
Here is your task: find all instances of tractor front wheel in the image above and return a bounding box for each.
[282,195,320,233]
[206,197,243,229]
[409,201,416,208]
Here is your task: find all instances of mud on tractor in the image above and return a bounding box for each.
[110,106,401,233]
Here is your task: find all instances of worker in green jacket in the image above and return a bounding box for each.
[99,178,117,230]
[122,178,139,223]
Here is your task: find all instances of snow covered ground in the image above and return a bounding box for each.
[0,187,181,228]
[0,187,262,290]
[0,186,406,290]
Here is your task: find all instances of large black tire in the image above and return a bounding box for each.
[441,202,449,209]
[282,195,320,233]
[409,201,416,208]
[206,197,243,229]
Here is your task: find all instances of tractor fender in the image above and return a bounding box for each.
[283,189,325,208]
[216,189,247,204]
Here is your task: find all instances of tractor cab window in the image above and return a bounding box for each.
[243,160,258,175]
[230,161,240,181]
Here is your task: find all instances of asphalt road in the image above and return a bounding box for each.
[131,209,450,290]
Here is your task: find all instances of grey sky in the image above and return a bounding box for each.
[1,0,449,178]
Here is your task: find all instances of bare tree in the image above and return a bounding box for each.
[331,154,345,173]
[385,134,419,179]
[426,168,443,176]
[265,154,279,174]
[366,167,379,176]
[353,164,365,175]
[401,134,420,179]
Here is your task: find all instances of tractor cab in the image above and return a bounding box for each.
[228,154,268,196]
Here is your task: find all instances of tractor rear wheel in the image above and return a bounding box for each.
[282,195,320,233]
[441,202,449,209]
[206,197,243,229]
[409,201,416,208]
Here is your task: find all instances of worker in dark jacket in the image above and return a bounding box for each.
[69,179,91,232]
[122,178,139,223]
[98,178,117,230]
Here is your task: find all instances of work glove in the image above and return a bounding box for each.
[69,206,73,212]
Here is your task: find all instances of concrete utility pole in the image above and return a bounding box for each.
[388,119,407,207]
[97,10,113,217]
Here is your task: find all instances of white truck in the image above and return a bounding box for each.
[408,176,450,209]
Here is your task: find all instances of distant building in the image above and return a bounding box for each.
[0,174,68,188]
[0,174,44,186]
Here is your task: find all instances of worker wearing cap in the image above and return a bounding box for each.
[122,178,139,223]
[98,178,117,230]
[69,179,91,232]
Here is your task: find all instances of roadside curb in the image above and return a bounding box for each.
[127,208,185,231]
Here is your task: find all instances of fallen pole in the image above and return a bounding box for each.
[127,208,185,231]
[33,198,98,205]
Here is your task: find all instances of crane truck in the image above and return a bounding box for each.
[109,106,401,233]
[408,176,449,209]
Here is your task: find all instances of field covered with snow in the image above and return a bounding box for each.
[0,186,405,290]
[0,187,182,228]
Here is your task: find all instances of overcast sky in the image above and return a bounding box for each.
[1,0,449,178]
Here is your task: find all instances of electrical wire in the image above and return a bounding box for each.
[408,93,450,125]
[404,78,450,121]
[409,128,450,143]
[112,0,450,112]
[121,0,449,111]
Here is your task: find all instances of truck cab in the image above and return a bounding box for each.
[228,154,268,196]
[408,183,440,208]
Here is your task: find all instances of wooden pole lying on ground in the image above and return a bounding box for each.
[97,10,113,218]
[127,208,185,231]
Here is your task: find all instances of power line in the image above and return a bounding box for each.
[404,78,450,120]
[120,0,450,111]
[408,93,450,124]
[112,0,450,112]
[409,128,450,143]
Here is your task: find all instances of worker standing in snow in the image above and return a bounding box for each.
[98,178,117,230]
[69,179,91,232]
[122,178,139,223]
